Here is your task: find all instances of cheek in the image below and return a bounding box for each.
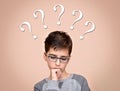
[61,64,68,69]
[47,61,54,69]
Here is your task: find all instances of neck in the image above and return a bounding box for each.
[61,71,69,80]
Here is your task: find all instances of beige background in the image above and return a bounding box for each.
[0,0,120,91]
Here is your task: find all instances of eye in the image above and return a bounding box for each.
[48,56,57,60]
[60,57,67,61]
[61,58,66,60]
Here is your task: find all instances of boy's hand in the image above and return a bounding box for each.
[51,68,62,80]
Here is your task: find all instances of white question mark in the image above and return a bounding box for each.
[80,21,96,40]
[33,9,48,29]
[70,10,83,30]
[19,21,38,40]
[53,4,65,25]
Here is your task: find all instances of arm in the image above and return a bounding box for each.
[34,69,61,91]
[81,77,91,91]
[34,86,41,91]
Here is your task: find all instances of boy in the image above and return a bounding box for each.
[34,31,91,91]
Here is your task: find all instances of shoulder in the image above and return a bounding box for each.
[72,74,87,81]
[34,79,47,91]
[72,74,91,91]
[72,74,88,85]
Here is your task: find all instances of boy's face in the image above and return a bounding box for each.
[44,48,70,73]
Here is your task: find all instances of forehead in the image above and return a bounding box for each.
[47,48,69,56]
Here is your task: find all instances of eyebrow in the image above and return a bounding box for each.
[48,54,56,56]
[48,54,69,58]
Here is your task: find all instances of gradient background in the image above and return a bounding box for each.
[0,0,120,91]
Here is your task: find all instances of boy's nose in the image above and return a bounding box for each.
[55,59,60,66]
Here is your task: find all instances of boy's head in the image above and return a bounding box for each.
[44,31,73,56]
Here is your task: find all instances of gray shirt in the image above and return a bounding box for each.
[34,74,91,91]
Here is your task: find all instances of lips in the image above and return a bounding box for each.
[52,68,62,71]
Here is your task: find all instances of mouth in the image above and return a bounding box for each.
[52,68,63,72]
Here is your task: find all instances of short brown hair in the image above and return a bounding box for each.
[44,31,73,55]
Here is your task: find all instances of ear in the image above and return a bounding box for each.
[43,52,47,62]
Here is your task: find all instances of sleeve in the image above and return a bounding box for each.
[34,86,41,91]
[81,78,91,91]
[34,79,46,91]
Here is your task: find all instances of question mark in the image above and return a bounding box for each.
[19,21,38,40]
[33,9,48,29]
[70,10,83,30]
[80,21,96,40]
[53,4,65,25]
